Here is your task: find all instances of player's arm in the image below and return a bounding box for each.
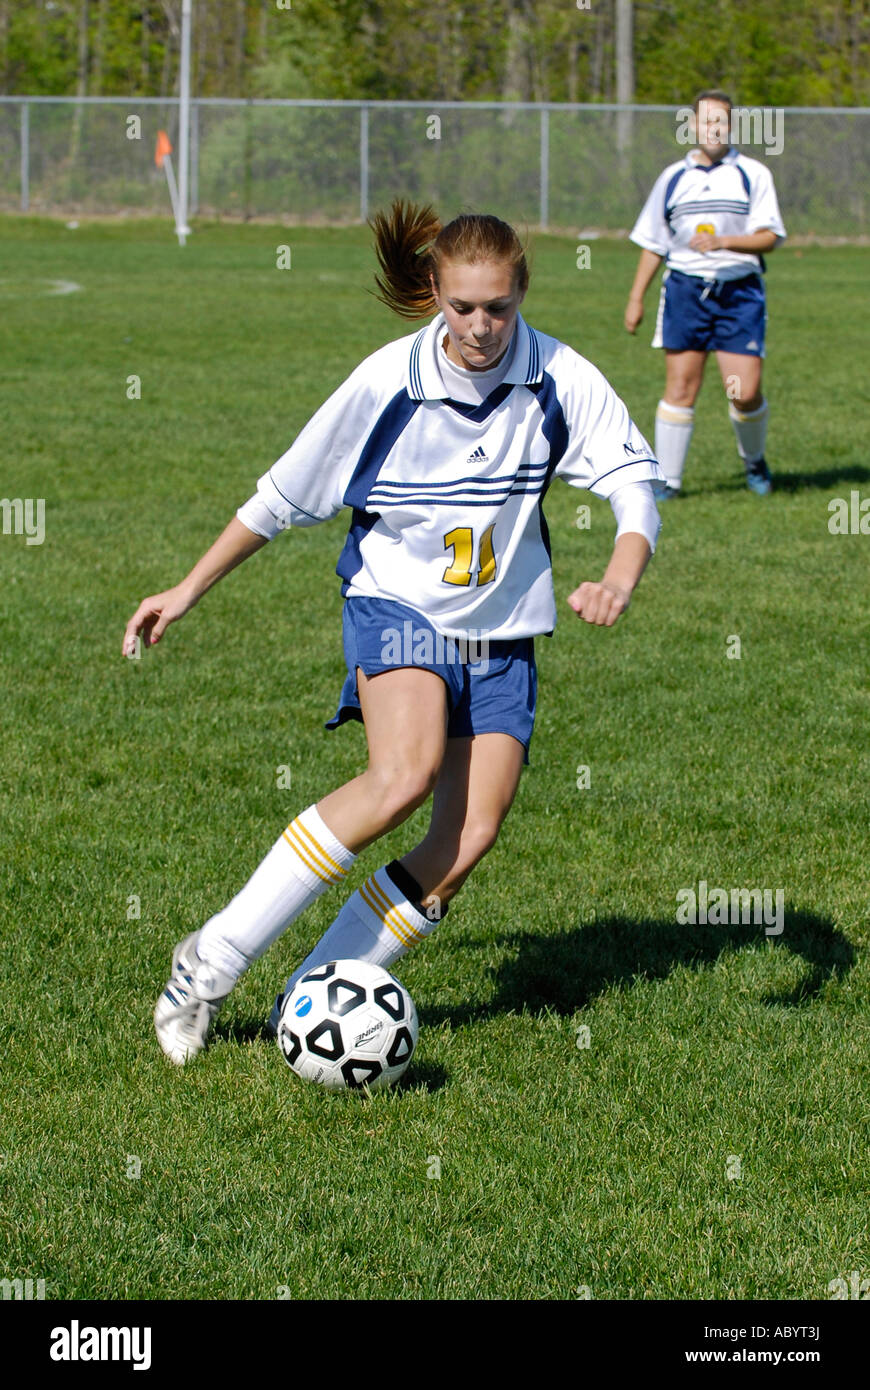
[122,517,268,655]
[689,229,780,253]
[624,249,664,334]
[568,531,651,627]
[567,478,659,627]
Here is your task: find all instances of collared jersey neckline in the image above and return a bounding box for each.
[684,145,739,171]
[436,328,518,406]
[406,311,543,401]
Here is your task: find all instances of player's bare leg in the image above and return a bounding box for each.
[399,732,525,909]
[664,347,707,408]
[316,666,449,851]
[656,349,707,496]
[716,350,771,494]
[271,731,524,1017]
[715,350,762,411]
[159,667,450,1062]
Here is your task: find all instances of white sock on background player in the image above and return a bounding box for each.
[655,399,695,491]
[729,397,768,464]
[196,805,356,981]
[280,863,439,998]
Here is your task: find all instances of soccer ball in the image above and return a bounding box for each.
[276,959,418,1091]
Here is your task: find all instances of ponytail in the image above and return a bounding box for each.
[370,200,529,320]
[369,200,442,320]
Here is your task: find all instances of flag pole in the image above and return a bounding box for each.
[177,0,192,245]
[163,154,181,227]
[155,130,181,230]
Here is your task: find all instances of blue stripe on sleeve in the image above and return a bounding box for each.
[592,457,658,487]
[342,390,422,510]
[527,371,571,560]
[664,167,689,228]
[528,372,570,481]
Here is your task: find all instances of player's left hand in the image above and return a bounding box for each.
[689,232,721,253]
[567,580,630,627]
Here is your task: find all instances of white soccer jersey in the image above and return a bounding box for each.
[631,146,786,280]
[237,313,663,640]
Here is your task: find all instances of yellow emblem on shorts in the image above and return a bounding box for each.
[695,222,715,234]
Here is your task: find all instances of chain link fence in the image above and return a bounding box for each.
[1,97,867,236]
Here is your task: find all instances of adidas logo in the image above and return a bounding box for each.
[467,446,489,465]
[745,340,759,351]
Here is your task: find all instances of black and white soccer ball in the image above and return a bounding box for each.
[276,959,418,1091]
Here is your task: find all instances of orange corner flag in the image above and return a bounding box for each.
[154,130,173,169]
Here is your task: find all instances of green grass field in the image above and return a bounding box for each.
[1,217,867,1301]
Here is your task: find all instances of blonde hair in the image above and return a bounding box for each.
[369,199,529,321]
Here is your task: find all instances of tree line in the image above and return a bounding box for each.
[1,0,867,106]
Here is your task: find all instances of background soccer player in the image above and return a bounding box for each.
[624,90,786,496]
[123,202,664,1065]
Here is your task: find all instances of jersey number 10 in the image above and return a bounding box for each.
[442,524,497,587]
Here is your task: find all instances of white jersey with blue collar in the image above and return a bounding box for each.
[631,146,786,281]
[237,312,662,640]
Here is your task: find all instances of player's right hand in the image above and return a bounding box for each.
[624,298,644,334]
[122,584,196,656]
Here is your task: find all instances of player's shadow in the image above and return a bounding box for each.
[395,1059,449,1094]
[766,463,870,495]
[707,462,870,496]
[218,1017,284,1048]
[417,907,855,1028]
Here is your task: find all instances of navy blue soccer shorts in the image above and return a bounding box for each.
[653,268,767,356]
[325,597,538,762]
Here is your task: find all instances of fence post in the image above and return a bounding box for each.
[360,104,369,223]
[190,100,199,215]
[178,0,191,239]
[244,98,252,220]
[20,102,29,212]
[540,106,549,230]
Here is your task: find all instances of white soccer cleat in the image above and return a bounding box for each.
[154,933,235,1065]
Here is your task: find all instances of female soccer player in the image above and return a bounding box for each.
[624,90,786,497]
[123,202,664,1065]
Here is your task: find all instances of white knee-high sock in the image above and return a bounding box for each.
[729,398,768,464]
[281,865,439,996]
[655,400,695,490]
[197,805,355,981]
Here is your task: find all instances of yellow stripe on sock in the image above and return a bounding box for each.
[728,400,767,423]
[656,401,694,424]
[359,879,418,948]
[294,817,347,879]
[283,822,338,885]
[366,875,427,946]
[355,878,408,945]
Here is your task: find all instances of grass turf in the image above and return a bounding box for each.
[0,217,867,1300]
